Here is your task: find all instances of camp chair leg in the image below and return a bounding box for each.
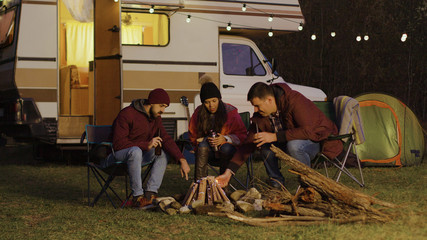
[246,155,254,189]
[91,175,119,208]
[89,166,123,208]
[87,165,91,206]
[335,142,353,182]
[355,152,365,186]
[328,158,364,187]
[323,161,329,178]
[333,142,365,187]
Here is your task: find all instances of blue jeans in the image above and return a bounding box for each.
[102,146,167,197]
[262,140,320,184]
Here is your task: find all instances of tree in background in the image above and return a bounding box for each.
[252,0,426,121]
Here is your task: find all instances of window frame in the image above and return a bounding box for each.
[121,11,170,47]
[221,42,267,76]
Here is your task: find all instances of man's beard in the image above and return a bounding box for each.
[150,107,162,118]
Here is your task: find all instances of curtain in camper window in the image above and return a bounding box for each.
[121,12,169,46]
[122,25,143,45]
[66,22,94,67]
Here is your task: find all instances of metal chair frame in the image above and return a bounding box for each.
[83,125,154,208]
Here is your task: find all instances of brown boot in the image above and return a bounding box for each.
[132,195,153,209]
[195,146,209,181]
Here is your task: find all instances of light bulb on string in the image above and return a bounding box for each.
[330,32,336,37]
[114,0,118,2]
[364,35,369,41]
[186,15,191,23]
[149,5,154,13]
[311,34,316,40]
[356,35,361,42]
[242,4,246,11]
[226,22,232,31]
[268,29,273,37]
[401,33,407,42]
[298,23,303,31]
[268,15,273,22]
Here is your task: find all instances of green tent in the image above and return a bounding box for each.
[355,93,425,166]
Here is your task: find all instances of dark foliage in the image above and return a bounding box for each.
[252,0,426,121]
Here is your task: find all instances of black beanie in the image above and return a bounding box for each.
[200,82,222,103]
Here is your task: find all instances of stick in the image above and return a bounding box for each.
[184,181,199,206]
[197,178,207,203]
[216,183,230,203]
[181,182,196,205]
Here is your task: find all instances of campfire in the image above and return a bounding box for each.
[152,146,397,226]
[182,176,230,207]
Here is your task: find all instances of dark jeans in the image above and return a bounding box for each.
[261,140,320,184]
[198,140,237,175]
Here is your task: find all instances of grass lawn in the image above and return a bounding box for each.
[0,143,426,240]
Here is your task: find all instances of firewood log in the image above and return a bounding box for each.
[270,145,395,220]
[197,178,207,203]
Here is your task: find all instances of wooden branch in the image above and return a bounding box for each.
[270,145,397,213]
[225,212,368,226]
[216,183,231,203]
[181,182,196,206]
[183,182,198,206]
[197,178,207,203]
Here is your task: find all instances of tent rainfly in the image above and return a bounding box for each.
[355,93,425,166]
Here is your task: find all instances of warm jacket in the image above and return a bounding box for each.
[112,99,184,162]
[228,83,343,173]
[188,103,247,148]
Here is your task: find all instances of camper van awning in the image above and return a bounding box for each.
[121,0,304,33]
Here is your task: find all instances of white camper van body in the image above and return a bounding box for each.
[0,0,326,144]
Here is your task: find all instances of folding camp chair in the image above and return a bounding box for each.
[312,98,365,187]
[82,125,154,208]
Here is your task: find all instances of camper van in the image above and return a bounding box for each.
[0,0,326,146]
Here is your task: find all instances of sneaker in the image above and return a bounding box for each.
[132,195,153,209]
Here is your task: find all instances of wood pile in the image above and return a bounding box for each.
[218,146,398,226]
[180,176,234,214]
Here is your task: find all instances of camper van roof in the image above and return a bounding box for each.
[121,0,304,33]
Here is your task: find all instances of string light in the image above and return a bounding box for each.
[311,34,316,40]
[364,35,369,41]
[149,5,154,13]
[298,23,303,31]
[186,15,191,23]
[331,32,336,37]
[242,4,246,12]
[356,35,362,41]
[401,33,407,42]
[114,0,118,2]
[268,28,273,37]
[268,15,273,22]
[226,22,232,31]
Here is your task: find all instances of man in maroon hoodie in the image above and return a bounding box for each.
[102,88,191,208]
[216,82,343,188]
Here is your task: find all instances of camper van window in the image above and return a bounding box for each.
[222,43,266,76]
[121,12,169,46]
[0,8,16,48]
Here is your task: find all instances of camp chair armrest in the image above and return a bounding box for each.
[327,134,353,141]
